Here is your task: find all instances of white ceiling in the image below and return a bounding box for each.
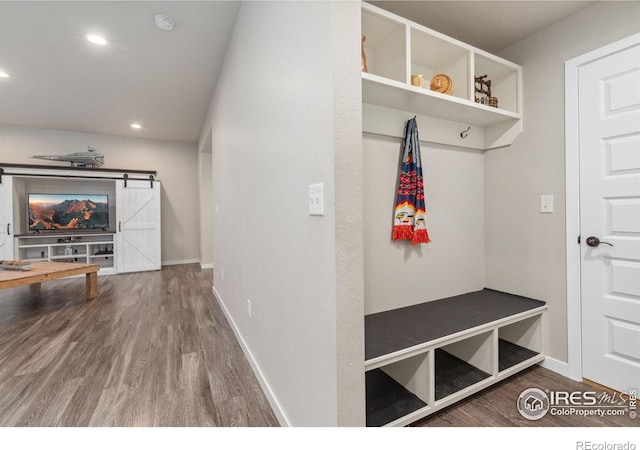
[0,1,598,145]
[369,1,597,53]
[0,1,239,144]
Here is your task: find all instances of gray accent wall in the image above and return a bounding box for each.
[363,134,486,315]
[487,1,640,363]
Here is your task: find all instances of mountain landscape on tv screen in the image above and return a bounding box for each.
[29,198,108,230]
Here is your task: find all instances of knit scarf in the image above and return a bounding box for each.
[391,117,431,245]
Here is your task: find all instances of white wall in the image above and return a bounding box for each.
[203,2,363,426]
[486,1,640,363]
[0,124,200,265]
[364,133,485,314]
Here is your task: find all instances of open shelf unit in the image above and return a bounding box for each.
[361,3,523,149]
[364,289,546,427]
[16,232,116,274]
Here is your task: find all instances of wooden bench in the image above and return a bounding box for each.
[0,262,100,300]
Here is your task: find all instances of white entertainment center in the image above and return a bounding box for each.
[0,163,161,275]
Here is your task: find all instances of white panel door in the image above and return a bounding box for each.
[0,176,14,261]
[116,179,161,272]
[579,41,640,392]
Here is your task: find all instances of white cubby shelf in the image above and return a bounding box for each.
[361,3,523,150]
[15,232,116,274]
[365,289,546,427]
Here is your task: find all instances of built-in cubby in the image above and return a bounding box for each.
[361,3,523,150]
[410,28,470,101]
[498,315,542,374]
[474,52,520,114]
[361,7,406,83]
[364,289,546,427]
[435,331,493,401]
[366,352,430,427]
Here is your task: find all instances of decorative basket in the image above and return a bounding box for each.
[430,74,454,95]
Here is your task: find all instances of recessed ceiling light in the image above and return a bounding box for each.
[0,71,10,78]
[87,34,108,45]
[131,123,142,129]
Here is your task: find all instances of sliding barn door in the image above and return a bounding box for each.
[0,176,14,261]
[116,179,161,272]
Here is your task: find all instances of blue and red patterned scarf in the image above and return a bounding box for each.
[392,117,431,245]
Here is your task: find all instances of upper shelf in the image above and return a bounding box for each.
[363,72,520,127]
[361,3,523,149]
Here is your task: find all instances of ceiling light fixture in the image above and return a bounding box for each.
[0,71,10,78]
[87,34,108,45]
[131,123,142,129]
[154,14,174,31]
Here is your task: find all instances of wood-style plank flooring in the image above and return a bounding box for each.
[0,264,637,427]
[0,264,279,426]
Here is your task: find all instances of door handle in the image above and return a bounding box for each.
[119,221,122,232]
[7,223,11,236]
[586,236,613,247]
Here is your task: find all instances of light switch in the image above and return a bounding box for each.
[309,183,324,216]
[540,195,553,214]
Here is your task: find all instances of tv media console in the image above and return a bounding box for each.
[0,163,161,274]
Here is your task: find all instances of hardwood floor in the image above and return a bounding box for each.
[0,264,278,426]
[0,264,637,427]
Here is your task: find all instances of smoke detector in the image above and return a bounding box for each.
[154,14,174,31]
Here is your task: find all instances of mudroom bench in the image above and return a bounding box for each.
[365,289,547,427]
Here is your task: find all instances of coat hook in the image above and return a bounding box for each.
[460,126,471,138]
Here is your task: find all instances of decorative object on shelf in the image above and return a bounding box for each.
[361,34,368,73]
[474,75,498,108]
[411,73,425,88]
[430,73,453,95]
[392,117,431,245]
[29,146,104,168]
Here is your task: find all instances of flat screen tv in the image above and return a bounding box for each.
[28,193,109,231]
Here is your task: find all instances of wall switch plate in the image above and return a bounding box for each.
[540,195,554,213]
[309,183,324,216]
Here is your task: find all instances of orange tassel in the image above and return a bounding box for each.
[412,229,431,245]
[392,226,413,240]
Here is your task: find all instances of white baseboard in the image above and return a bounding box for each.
[211,286,289,427]
[539,355,577,380]
[200,262,213,270]
[161,258,200,267]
